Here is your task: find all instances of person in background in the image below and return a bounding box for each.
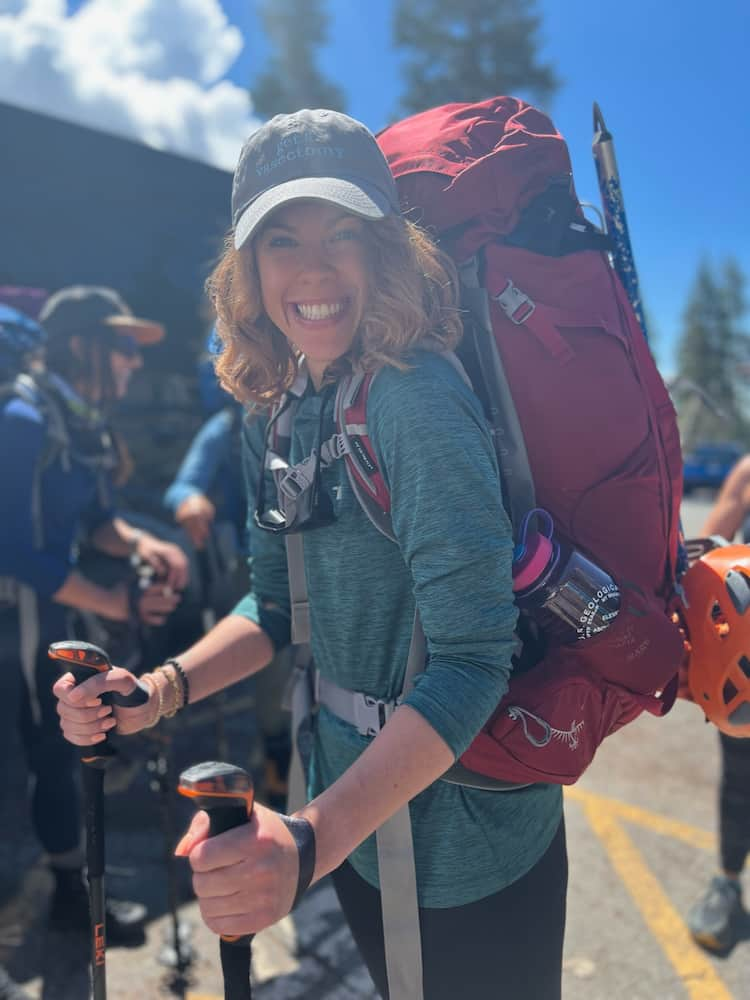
[53,111,567,999]
[164,336,293,809]
[687,456,750,951]
[164,399,246,555]
[0,288,187,943]
[0,305,45,1000]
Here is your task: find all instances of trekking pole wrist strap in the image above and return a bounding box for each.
[279,815,316,909]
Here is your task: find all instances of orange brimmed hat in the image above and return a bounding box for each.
[39,286,164,346]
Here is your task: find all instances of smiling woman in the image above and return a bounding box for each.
[52,108,568,1000]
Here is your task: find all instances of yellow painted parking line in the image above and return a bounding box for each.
[579,795,732,1000]
[566,786,716,852]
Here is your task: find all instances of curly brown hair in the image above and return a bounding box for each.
[206,212,463,406]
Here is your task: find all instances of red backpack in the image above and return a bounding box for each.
[335,97,686,788]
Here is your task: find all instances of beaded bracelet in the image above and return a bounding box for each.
[163,658,190,707]
[140,673,163,729]
[155,665,183,718]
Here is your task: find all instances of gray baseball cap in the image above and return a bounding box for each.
[232,109,400,250]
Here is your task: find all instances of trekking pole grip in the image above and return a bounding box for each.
[48,640,150,764]
[177,761,255,1000]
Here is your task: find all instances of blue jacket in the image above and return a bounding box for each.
[0,378,115,635]
[163,406,246,545]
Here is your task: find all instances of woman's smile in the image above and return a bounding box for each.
[291,298,350,323]
[255,200,369,387]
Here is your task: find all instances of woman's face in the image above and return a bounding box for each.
[109,343,143,399]
[253,200,370,386]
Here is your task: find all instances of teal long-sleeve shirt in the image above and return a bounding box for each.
[234,351,562,907]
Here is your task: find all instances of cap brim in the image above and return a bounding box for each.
[234,176,393,250]
[105,314,165,345]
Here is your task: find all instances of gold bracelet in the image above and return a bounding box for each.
[140,673,163,729]
[156,665,183,718]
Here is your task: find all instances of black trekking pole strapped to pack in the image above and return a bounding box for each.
[177,762,255,1000]
[48,641,150,1000]
[197,536,230,761]
[146,727,195,995]
[592,102,649,340]
[592,102,690,579]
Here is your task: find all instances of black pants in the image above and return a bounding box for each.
[332,816,567,1000]
[0,604,81,857]
[719,732,750,874]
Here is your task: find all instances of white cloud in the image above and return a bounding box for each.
[0,0,258,170]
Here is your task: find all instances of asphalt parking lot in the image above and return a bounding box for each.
[1,494,748,999]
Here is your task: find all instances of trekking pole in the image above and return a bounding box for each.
[593,105,691,582]
[48,640,150,1000]
[592,102,649,340]
[197,541,229,761]
[177,762,255,1000]
[147,727,194,996]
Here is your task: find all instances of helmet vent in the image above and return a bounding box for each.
[723,679,739,704]
[726,570,750,615]
[710,601,730,637]
[728,701,750,726]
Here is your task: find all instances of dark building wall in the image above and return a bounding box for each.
[0,102,236,512]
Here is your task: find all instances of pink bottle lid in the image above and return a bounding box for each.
[512,531,554,592]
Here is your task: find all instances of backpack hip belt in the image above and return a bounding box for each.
[315,670,400,738]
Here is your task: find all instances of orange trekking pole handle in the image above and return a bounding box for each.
[177,762,255,1000]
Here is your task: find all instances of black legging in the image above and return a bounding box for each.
[719,732,750,874]
[0,606,81,857]
[332,816,567,1000]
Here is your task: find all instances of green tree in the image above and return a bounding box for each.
[251,0,345,119]
[393,0,559,114]
[675,258,749,449]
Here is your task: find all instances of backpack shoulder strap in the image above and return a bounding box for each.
[334,353,479,544]
[3,374,71,550]
[335,371,396,541]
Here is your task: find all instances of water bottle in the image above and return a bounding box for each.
[512,509,620,644]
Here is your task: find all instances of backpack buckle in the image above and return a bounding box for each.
[494,280,536,325]
[355,693,396,737]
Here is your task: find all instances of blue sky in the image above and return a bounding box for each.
[216,0,750,377]
[59,0,748,376]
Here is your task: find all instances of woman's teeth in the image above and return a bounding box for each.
[295,301,345,321]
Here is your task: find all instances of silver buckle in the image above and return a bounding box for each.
[278,452,318,500]
[354,693,395,737]
[494,280,536,325]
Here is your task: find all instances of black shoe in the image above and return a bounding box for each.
[0,966,30,1000]
[49,868,147,943]
[687,875,743,952]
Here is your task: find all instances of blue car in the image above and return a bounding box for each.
[682,442,744,494]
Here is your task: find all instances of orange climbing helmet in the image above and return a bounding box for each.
[681,544,750,737]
